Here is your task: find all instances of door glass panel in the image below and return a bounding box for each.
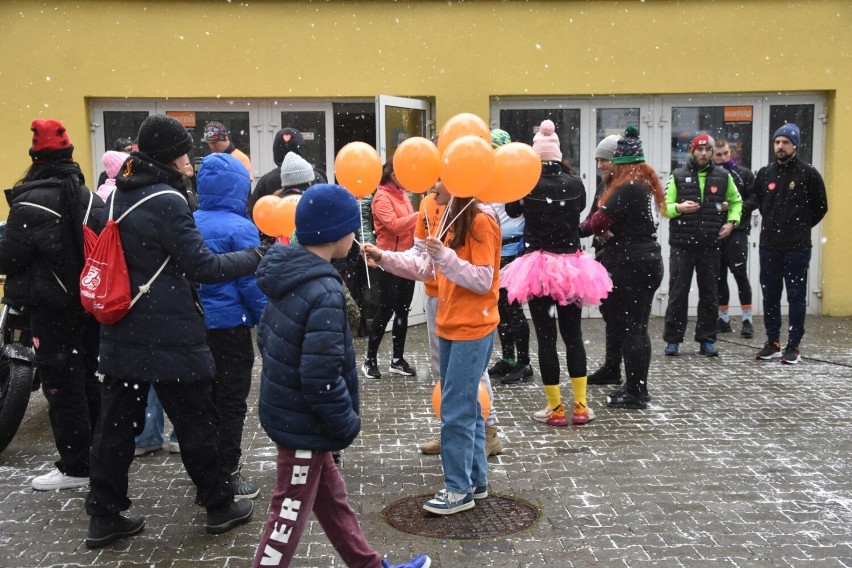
[383,106,425,158]
[103,111,149,150]
[499,109,582,169]
[280,111,327,174]
[332,103,376,160]
[769,104,814,165]
[670,105,754,171]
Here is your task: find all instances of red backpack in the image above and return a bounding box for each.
[80,190,184,324]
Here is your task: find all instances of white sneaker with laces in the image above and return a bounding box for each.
[31,469,89,491]
[532,405,553,423]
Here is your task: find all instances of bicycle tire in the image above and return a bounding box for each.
[0,358,35,453]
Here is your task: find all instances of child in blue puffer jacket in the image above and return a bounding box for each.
[252,184,429,568]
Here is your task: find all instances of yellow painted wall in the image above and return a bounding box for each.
[1,0,850,313]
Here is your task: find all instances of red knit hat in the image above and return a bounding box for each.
[689,133,715,153]
[29,119,74,162]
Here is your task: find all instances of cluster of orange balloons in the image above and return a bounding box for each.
[431,380,491,421]
[393,113,541,203]
[253,194,300,238]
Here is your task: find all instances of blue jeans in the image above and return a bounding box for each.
[134,388,177,448]
[438,331,494,495]
[760,248,811,347]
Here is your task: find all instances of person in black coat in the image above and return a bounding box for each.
[83,115,263,549]
[0,119,104,492]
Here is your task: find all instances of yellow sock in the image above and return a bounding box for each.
[544,384,561,411]
[571,376,588,410]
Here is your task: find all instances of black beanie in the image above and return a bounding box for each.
[273,127,306,166]
[137,114,193,165]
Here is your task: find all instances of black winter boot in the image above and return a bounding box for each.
[86,514,145,549]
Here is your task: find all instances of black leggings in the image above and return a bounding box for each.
[605,257,664,394]
[497,257,530,362]
[366,270,415,361]
[528,297,586,386]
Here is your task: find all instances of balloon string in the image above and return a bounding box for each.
[435,196,454,239]
[358,201,371,289]
[438,199,474,240]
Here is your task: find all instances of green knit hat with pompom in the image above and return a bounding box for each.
[612,125,645,164]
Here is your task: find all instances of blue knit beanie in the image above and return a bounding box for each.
[774,123,800,147]
[295,184,361,245]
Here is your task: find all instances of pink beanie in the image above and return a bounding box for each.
[102,151,130,180]
[532,120,562,162]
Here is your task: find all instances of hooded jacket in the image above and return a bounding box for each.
[194,153,267,329]
[256,243,360,452]
[97,153,260,383]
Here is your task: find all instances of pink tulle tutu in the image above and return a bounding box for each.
[501,250,612,307]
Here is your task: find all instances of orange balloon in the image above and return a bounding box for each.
[476,143,542,203]
[392,137,440,194]
[335,142,382,198]
[437,113,491,156]
[440,135,496,198]
[276,199,298,238]
[253,195,283,237]
[431,381,491,421]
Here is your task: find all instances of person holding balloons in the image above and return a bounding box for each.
[361,161,420,380]
[501,119,612,428]
[361,177,501,515]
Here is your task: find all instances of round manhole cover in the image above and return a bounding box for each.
[382,493,539,539]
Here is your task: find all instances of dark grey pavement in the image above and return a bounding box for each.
[1,316,851,567]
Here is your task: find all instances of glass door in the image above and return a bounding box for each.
[376,95,433,326]
[660,97,762,318]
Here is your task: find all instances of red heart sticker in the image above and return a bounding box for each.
[768,182,776,191]
[283,133,292,142]
[710,185,718,194]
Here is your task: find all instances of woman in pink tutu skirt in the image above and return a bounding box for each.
[503,120,611,427]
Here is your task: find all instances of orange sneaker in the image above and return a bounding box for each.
[572,402,595,425]
[546,404,568,427]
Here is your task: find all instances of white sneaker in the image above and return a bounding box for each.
[168,441,181,453]
[31,469,89,491]
[532,405,553,423]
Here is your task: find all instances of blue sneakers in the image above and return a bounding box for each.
[423,489,475,515]
[473,484,488,499]
[382,555,431,568]
[699,341,719,357]
[664,342,679,356]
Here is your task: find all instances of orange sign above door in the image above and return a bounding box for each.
[724,106,753,122]
[167,111,197,128]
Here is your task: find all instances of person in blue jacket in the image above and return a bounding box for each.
[252,183,429,568]
[194,152,268,500]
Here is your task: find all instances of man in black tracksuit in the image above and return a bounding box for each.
[662,134,742,357]
[752,123,828,365]
[713,138,756,338]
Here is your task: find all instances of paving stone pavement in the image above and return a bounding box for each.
[0,316,850,568]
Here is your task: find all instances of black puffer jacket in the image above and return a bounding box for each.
[0,165,103,312]
[97,153,260,383]
[505,161,586,254]
[256,243,360,452]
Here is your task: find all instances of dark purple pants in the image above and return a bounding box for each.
[253,447,383,568]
